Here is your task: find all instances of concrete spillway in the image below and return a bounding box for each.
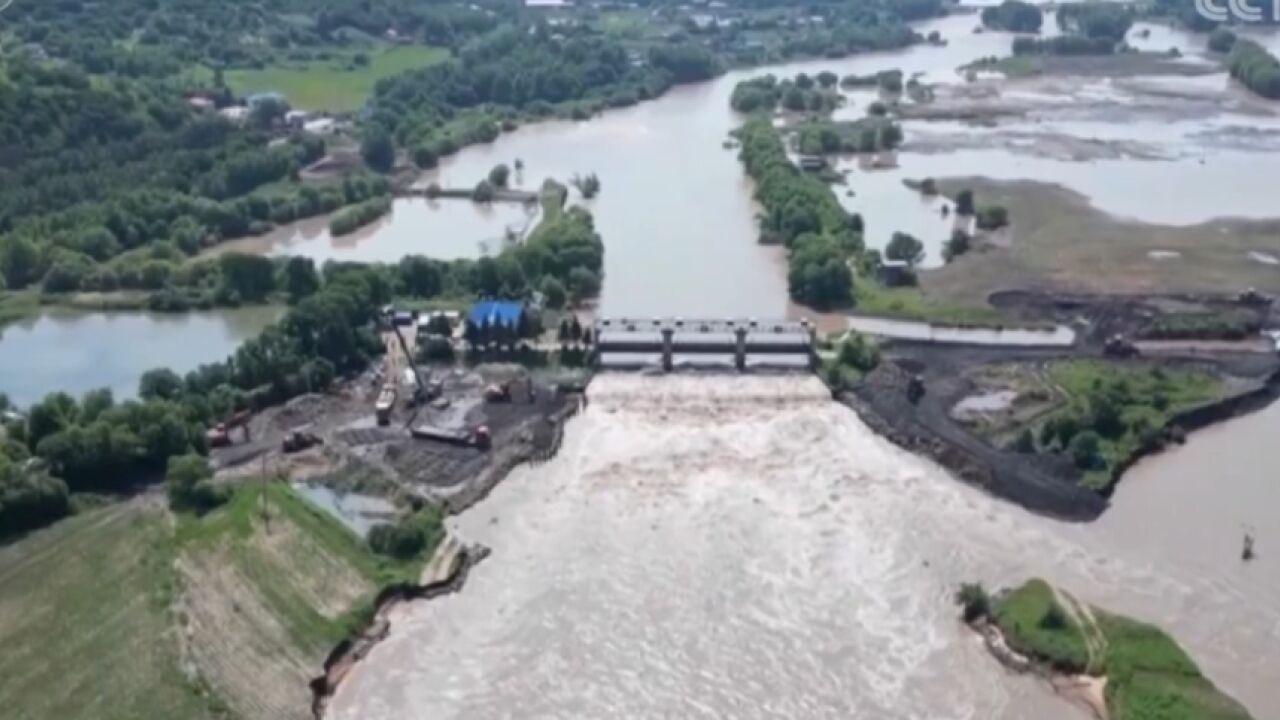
[595,318,815,370]
[326,374,1280,720]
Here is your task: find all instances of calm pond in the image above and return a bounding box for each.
[0,306,281,408]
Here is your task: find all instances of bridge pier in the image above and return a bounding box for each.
[661,327,674,373]
[734,326,748,372]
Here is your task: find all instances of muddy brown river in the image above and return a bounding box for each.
[328,375,1279,719]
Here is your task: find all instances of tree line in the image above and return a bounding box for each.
[1228,39,1280,100]
[1013,2,1134,55]
[981,1,1044,33]
[0,190,604,539]
[735,117,863,309]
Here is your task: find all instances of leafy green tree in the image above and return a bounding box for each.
[541,275,567,309]
[282,256,320,302]
[567,267,601,302]
[976,205,1010,230]
[1069,430,1103,469]
[166,453,227,513]
[955,189,976,216]
[488,164,511,188]
[943,230,972,263]
[25,393,79,451]
[886,232,925,266]
[1209,28,1237,54]
[218,253,276,302]
[473,180,496,203]
[140,368,185,401]
[955,582,991,623]
[981,0,1044,32]
[361,126,396,173]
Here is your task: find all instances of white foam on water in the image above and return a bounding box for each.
[329,374,1280,720]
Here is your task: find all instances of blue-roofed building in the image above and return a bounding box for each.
[468,301,527,329]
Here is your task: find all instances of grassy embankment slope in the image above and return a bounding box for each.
[221,45,449,113]
[994,579,1252,720]
[0,484,424,720]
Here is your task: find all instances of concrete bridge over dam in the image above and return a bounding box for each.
[594,318,816,371]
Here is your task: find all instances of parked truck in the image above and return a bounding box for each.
[409,424,492,450]
[375,385,397,426]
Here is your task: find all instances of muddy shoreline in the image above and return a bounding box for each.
[968,617,1109,720]
[305,394,584,718]
[839,289,1280,520]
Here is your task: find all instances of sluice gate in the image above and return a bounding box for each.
[595,318,816,371]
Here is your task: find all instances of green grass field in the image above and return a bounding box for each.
[0,505,219,720]
[995,579,1252,720]
[222,45,449,112]
[0,483,422,720]
[852,275,1010,326]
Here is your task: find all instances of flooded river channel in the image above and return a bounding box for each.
[322,10,1280,719]
[329,375,1280,720]
[245,11,1280,281]
[9,7,1280,395]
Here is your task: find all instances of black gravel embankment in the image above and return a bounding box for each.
[843,360,1107,521]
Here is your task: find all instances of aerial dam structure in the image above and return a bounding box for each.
[594,318,816,371]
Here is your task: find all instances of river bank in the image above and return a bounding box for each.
[964,578,1253,720]
[840,313,1280,519]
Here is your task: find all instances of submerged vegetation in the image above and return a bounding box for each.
[329,197,393,236]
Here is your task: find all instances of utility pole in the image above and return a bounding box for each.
[260,455,270,533]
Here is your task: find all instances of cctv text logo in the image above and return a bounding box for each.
[1197,0,1274,22]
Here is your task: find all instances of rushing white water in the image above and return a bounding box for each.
[328,374,1280,720]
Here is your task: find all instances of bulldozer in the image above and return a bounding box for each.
[282,430,322,454]
[484,381,513,403]
[1103,334,1139,358]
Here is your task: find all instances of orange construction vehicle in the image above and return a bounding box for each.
[206,410,252,448]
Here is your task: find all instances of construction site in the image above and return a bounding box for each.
[208,309,586,515]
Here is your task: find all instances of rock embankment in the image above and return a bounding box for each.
[308,537,488,719]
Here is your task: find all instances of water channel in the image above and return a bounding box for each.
[328,374,1280,720]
